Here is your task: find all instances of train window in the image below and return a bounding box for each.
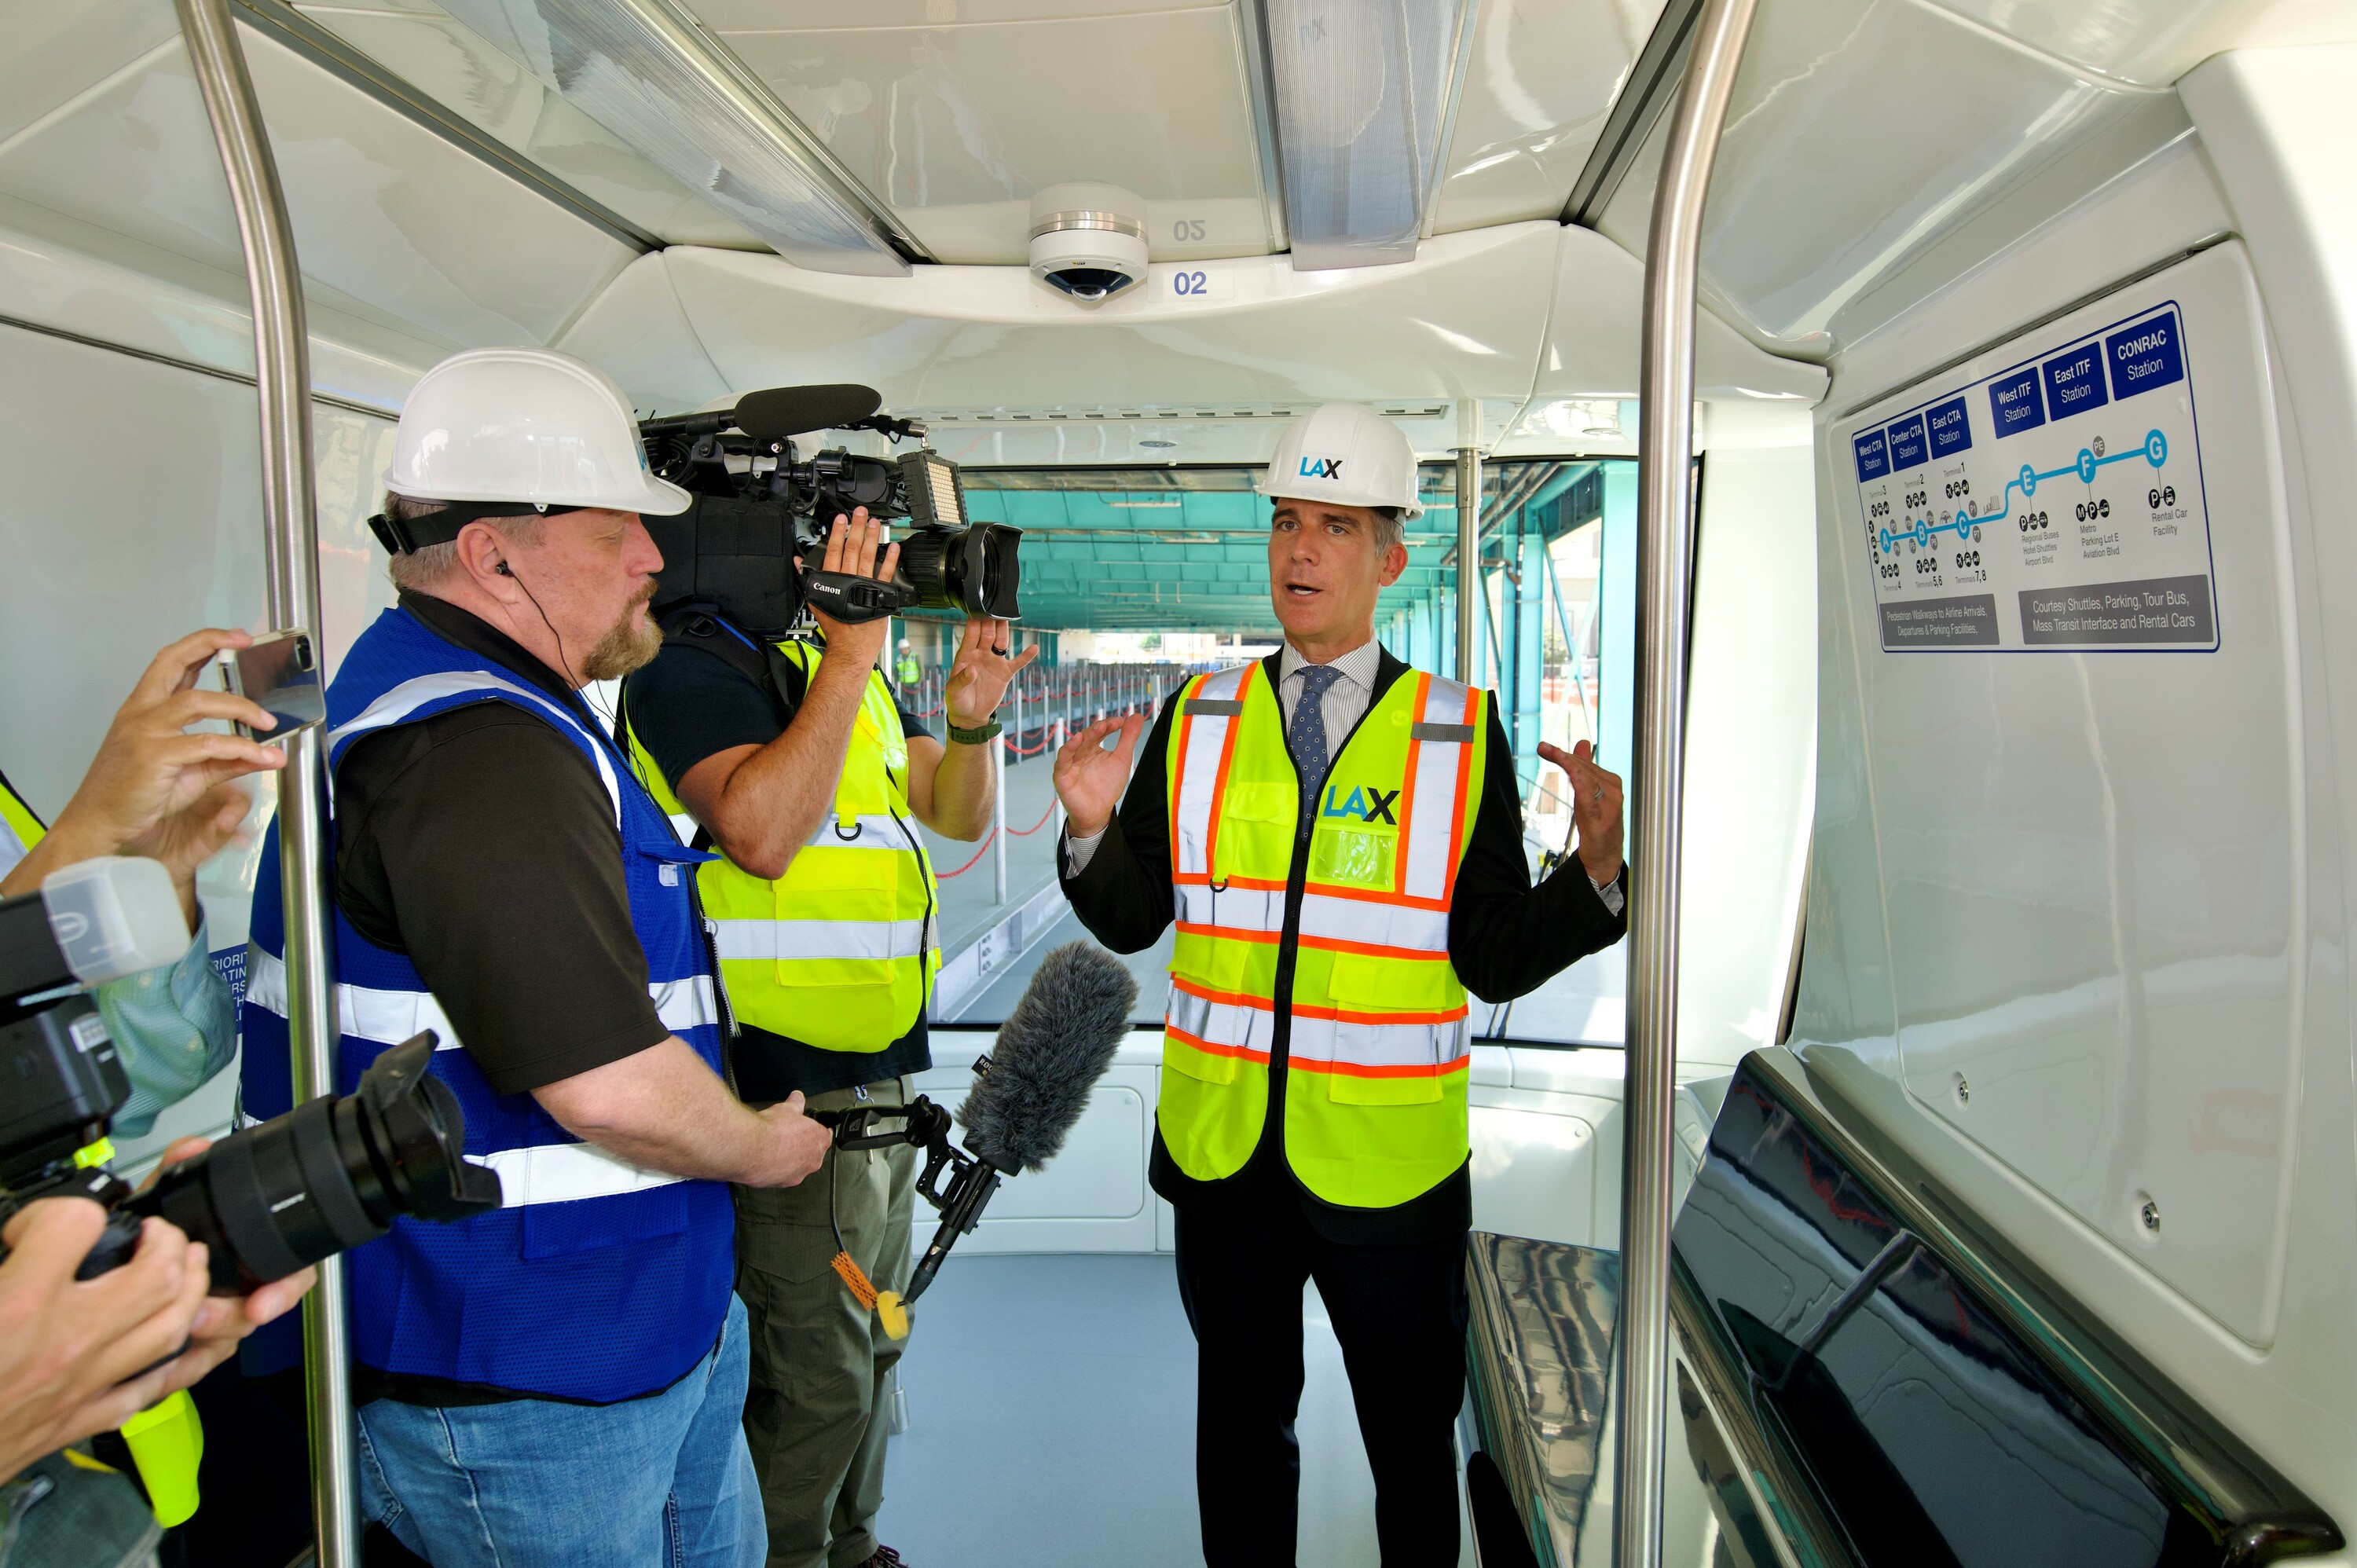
[922,459,1633,1049]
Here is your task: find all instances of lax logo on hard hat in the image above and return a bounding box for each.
[1298,454,1347,482]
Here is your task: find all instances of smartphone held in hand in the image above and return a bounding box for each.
[220,630,324,742]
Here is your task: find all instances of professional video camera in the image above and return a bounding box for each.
[0,857,499,1291]
[638,383,1022,634]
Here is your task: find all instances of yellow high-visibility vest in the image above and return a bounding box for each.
[625,639,938,1053]
[1159,658,1486,1209]
[0,773,45,881]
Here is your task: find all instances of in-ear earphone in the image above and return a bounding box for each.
[495,561,514,577]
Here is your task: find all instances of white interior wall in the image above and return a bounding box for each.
[0,322,396,1169]
[1794,53,2357,1526]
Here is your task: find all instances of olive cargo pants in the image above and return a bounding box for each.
[734,1079,917,1568]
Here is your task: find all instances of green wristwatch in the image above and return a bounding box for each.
[948,718,1003,746]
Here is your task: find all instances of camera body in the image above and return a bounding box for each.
[0,861,499,1291]
[639,385,1022,636]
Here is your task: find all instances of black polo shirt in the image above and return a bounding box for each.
[621,629,935,1101]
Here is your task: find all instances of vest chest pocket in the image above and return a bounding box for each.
[1307,822,1397,889]
[1215,779,1295,875]
[1317,953,1457,1105]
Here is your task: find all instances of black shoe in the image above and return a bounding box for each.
[852,1550,907,1568]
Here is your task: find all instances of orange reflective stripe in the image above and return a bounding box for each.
[1391,671,1430,892]
[1287,1053,1471,1080]
[1164,1024,1271,1064]
[1201,664,1251,881]
[1170,976,1466,1028]
[1442,680,1478,903]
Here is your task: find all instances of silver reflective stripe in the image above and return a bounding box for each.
[1173,665,1249,880]
[1402,675,1475,902]
[711,917,930,964]
[1186,699,1243,716]
[803,813,922,851]
[649,975,720,1034]
[247,947,462,1050]
[247,950,718,1046]
[1164,984,1273,1061]
[1288,1011,1470,1073]
[330,671,622,830]
[1409,722,1475,743]
[1296,893,1449,954]
[477,1141,684,1207]
[1176,881,1283,934]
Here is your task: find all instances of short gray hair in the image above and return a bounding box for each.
[1371,505,1406,554]
[381,493,543,592]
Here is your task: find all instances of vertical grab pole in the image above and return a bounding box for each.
[1618,1,1758,1566]
[1453,447,1483,684]
[173,2,356,1566]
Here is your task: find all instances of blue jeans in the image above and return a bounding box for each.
[357,1294,763,1568]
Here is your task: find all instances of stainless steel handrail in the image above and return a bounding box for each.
[172,3,356,1565]
[1618,0,1759,1563]
[1454,446,1483,683]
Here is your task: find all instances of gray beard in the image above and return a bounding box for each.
[581,599,662,681]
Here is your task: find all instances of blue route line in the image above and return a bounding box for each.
[1877,428,2168,554]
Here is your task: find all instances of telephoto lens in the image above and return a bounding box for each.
[110,1031,500,1291]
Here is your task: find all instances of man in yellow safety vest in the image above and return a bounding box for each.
[1053,404,1628,1566]
[621,509,1033,1568]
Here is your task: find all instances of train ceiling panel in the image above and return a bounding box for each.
[0,9,636,364]
[284,0,763,249]
[710,0,1275,266]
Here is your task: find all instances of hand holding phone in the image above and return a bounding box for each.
[219,630,324,742]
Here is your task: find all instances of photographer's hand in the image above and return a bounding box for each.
[808,509,901,676]
[2,630,288,924]
[0,1199,206,1483]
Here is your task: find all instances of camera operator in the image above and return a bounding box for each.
[620,510,1033,1568]
[0,627,313,1488]
[236,347,830,1568]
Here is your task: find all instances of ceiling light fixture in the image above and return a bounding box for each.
[434,0,913,275]
[1256,0,1476,269]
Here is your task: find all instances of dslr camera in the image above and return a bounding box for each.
[637,383,1022,635]
[0,857,498,1291]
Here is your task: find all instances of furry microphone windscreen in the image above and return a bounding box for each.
[957,942,1138,1173]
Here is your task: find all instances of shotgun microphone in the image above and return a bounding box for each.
[825,943,1138,1326]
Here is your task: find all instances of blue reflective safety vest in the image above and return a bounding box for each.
[240,605,732,1402]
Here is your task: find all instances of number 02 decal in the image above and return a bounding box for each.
[1172,270,1209,297]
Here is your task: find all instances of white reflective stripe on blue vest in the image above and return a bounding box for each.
[710,917,931,964]
[477,1141,684,1206]
[329,671,623,830]
[244,949,718,1047]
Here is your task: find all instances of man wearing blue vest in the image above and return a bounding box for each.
[240,348,831,1568]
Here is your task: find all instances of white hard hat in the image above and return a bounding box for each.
[383,347,688,517]
[898,638,911,648]
[1257,403,1424,521]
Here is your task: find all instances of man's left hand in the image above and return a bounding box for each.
[944,617,1040,731]
[1538,740,1625,888]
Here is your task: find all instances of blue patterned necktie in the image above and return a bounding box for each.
[1289,664,1344,831]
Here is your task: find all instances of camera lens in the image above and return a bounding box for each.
[899,524,1024,621]
[126,1034,497,1292]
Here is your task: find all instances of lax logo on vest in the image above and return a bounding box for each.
[1319,783,1398,825]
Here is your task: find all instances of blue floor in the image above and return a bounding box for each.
[878,1254,1464,1567]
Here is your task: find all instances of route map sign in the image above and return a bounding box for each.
[1849,299,2216,653]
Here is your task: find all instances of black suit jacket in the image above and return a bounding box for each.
[1059,647,1628,1244]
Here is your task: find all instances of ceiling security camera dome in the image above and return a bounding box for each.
[1028,182,1149,303]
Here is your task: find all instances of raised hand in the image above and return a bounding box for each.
[1054,713,1145,841]
[1,629,289,919]
[944,616,1039,730]
[1538,739,1625,886]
